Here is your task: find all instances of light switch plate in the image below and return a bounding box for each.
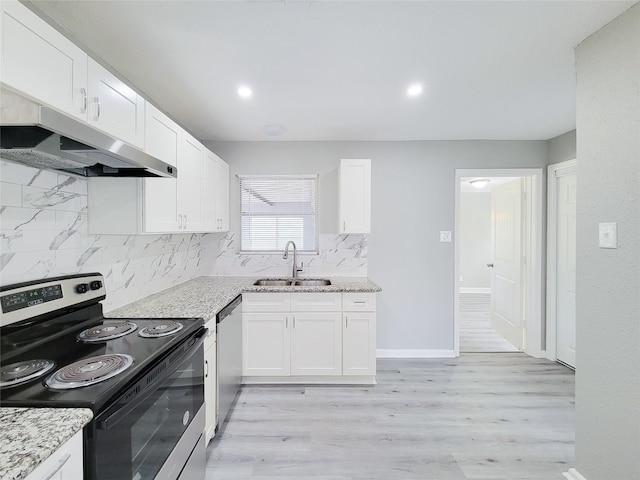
[440,231,452,243]
[599,223,617,249]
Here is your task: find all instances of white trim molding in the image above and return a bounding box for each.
[454,168,545,358]
[546,159,577,363]
[377,349,456,358]
[563,468,588,480]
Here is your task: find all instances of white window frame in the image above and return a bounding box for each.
[238,174,319,254]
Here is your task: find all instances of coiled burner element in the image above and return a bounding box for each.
[138,321,184,338]
[46,354,134,389]
[0,359,55,388]
[77,322,137,342]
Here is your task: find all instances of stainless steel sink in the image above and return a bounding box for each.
[293,279,332,286]
[253,279,293,286]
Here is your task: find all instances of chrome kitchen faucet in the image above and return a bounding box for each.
[283,241,303,278]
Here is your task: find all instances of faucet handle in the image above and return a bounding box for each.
[297,262,303,273]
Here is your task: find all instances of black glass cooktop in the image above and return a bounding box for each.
[0,304,203,411]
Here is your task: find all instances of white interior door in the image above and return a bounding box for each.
[556,172,577,367]
[490,179,524,349]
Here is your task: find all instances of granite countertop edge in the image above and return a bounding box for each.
[0,407,93,480]
[107,276,381,320]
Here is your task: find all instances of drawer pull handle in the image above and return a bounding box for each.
[43,453,71,480]
[353,301,367,304]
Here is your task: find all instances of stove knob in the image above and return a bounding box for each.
[90,280,103,291]
[75,283,89,294]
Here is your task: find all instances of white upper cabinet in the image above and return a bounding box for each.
[202,150,229,232]
[178,132,204,232]
[1,1,88,120]
[338,159,371,234]
[142,103,180,232]
[144,103,179,168]
[1,1,144,149]
[214,156,230,232]
[87,58,145,148]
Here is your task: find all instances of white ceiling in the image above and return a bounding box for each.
[28,0,636,143]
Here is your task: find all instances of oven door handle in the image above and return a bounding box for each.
[96,330,207,431]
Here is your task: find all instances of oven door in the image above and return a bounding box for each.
[88,331,206,480]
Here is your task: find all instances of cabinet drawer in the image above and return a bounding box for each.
[242,293,291,312]
[290,293,341,312]
[343,292,376,311]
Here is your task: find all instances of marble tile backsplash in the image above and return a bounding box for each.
[0,161,367,312]
[0,161,219,312]
[212,232,368,277]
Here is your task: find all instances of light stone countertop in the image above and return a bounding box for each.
[0,407,93,480]
[107,276,381,320]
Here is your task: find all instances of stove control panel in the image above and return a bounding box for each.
[0,273,106,327]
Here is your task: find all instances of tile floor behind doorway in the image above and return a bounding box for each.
[206,354,575,480]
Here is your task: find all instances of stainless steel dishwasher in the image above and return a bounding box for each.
[216,294,242,431]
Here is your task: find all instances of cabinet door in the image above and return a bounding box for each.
[338,159,371,234]
[142,105,180,232]
[87,58,144,148]
[204,340,216,444]
[1,1,88,120]
[200,150,217,232]
[243,313,290,376]
[342,312,376,376]
[215,157,230,231]
[178,132,203,232]
[145,103,179,167]
[25,430,83,480]
[290,312,342,376]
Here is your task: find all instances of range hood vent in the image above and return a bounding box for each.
[0,90,176,178]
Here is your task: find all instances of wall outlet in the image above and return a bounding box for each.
[599,222,617,249]
[440,231,452,243]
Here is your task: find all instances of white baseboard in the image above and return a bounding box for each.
[459,287,491,294]
[563,468,588,480]
[377,349,456,358]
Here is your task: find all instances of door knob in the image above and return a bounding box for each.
[487,263,494,268]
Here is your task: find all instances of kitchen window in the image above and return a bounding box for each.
[239,174,318,253]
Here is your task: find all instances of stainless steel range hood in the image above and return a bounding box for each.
[0,90,176,178]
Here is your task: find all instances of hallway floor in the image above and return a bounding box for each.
[206,354,575,480]
[460,292,520,353]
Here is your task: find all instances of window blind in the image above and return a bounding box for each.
[239,174,318,252]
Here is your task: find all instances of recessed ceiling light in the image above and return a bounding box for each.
[407,83,423,97]
[237,85,253,99]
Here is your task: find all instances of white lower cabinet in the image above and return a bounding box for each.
[25,430,83,480]
[203,318,217,444]
[242,292,376,383]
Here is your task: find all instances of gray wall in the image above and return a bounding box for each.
[574,4,640,479]
[209,140,548,352]
[549,129,576,164]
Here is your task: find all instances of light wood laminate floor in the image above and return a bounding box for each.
[206,354,575,480]
[460,293,520,353]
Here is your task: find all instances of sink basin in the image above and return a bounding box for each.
[253,279,293,286]
[293,279,332,286]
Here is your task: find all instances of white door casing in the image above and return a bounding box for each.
[556,172,577,367]
[546,160,577,367]
[490,178,524,349]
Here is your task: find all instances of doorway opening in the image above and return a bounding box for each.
[454,169,544,358]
